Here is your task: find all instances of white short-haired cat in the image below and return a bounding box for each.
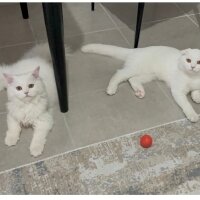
[0,44,58,157]
[82,44,200,122]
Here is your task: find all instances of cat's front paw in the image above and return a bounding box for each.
[135,89,145,99]
[106,85,117,95]
[30,143,44,157]
[191,91,200,103]
[186,112,199,122]
[5,134,19,146]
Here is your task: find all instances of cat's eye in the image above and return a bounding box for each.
[186,58,191,63]
[16,86,22,91]
[28,84,34,88]
[197,61,200,65]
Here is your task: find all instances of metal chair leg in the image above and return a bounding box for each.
[20,3,29,19]
[134,3,145,48]
[91,2,95,11]
[42,3,68,113]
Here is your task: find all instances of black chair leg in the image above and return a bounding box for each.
[42,3,68,113]
[134,3,145,48]
[91,2,95,11]
[20,3,29,19]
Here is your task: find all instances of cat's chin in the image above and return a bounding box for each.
[181,67,200,76]
[20,95,34,102]
[186,70,200,76]
[25,95,32,98]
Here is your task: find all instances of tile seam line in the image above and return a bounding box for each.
[99,3,197,45]
[0,28,120,49]
[27,19,38,43]
[174,3,199,27]
[99,14,199,32]
[63,114,76,147]
[70,27,118,37]
[0,41,35,49]
[36,13,195,43]
[99,3,131,47]
[141,14,195,26]
[29,27,119,43]
[0,115,191,176]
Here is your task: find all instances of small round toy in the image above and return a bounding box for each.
[140,134,153,148]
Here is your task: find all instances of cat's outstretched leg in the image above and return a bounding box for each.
[191,90,200,103]
[5,115,21,146]
[171,89,199,122]
[128,77,145,98]
[129,77,145,98]
[30,112,53,157]
[107,68,131,95]
[128,74,154,98]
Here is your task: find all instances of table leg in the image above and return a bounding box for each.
[134,3,145,48]
[42,3,68,113]
[20,3,29,19]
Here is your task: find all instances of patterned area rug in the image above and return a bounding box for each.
[0,118,200,194]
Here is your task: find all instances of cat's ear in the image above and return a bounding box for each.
[32,66,40,79]
[181,48,191,55]
[3,73,14,84]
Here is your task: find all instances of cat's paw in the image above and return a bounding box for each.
[191,91,200,103]
[106,85,117,95]
[5,134,19,146]
[30,143,44,157]
[135,89,145,99]
[186,112,199,122]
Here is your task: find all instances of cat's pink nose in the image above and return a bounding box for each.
[24,92,28,95]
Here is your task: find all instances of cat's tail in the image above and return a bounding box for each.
[81,44,132,61]
[23,43,52,62]
[23,43,70,63]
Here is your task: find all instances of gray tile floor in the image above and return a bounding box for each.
[0,3,200,172]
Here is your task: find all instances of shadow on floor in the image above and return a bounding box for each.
[63,4,84,52]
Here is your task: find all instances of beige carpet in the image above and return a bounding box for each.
[0,118,200,194]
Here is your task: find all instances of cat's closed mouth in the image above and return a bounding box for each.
[25,94,32,98]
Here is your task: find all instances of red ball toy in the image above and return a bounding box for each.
[140,134,153,148]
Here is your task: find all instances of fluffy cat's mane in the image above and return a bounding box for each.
[0,43,58,157]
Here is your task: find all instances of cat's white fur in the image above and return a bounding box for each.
[82,44,200,122]
[0,43,58,157]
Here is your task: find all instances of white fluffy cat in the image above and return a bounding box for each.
[0,44,58,157]
[82,44,200,122]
